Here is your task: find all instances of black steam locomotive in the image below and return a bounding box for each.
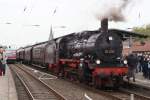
[17,18,147,88]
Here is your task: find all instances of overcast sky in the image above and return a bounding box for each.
[0,0,150,48]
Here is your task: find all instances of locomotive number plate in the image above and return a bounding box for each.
[104,49,114,54]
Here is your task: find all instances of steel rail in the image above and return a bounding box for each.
[10,66,34,100]
[119,88,150,100]
[11,64,67,100]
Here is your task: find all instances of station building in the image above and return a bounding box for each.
[123,41,150,56]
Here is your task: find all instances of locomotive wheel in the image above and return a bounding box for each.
[57,64,65,77]
[93,76,102,89]
[78,68,84,83]
[112,77,122,89]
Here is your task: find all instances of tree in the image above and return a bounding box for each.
[133,24,150,41]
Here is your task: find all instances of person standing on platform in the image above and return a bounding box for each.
[139,54,144,72]
[127,53,139,82]
[0,53,3,76]
[1,51,7,76]
[147,58,150,79]
[143,57,148,78]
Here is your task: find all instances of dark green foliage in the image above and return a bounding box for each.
[133,25,150,41]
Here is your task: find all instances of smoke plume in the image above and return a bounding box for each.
[94,0,131,22]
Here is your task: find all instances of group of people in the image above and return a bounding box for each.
[125,53,150,82]
[138,54,150,79]
[0,50,6,76]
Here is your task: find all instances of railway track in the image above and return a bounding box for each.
[123,81,150,97]
[12,64,150,100]
[10,66,31,100]
[9,64,66,100]
[70,81,150,100]
[103,89,150,100]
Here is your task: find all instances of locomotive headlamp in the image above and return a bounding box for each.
[80,58,84,61]
[123,60,127,64]
[79,63,83,67]
[108,36,113,40]
[117,57,121,60]
[96,60,101,64]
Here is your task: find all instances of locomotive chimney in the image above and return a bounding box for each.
[101,18,108,33]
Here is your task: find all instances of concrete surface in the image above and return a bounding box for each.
[0,65,18,100]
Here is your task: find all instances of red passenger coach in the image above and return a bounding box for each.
[6,49,16,63]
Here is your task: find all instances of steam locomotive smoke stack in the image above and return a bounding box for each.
[101,18,108,33]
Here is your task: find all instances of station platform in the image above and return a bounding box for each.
[0,65,18,100]
[127,72,150,89]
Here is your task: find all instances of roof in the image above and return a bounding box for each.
[109,29,148,39]
[54,28,149,41]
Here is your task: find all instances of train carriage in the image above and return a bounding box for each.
[16,48,23,61]
[32,42,47,66]
[16,50,20,61]
[19,48,25,61]
[24,46,33,64]
[45,41,56,65]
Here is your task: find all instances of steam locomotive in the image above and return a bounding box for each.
[16,18,147,88]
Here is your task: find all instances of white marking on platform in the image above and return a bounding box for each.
[41,72,57,78]
[84,93,93,100]
[135,79,150,84]
[22,64,57,79]
[38,73,57,80]
[34,70,38,73]
[39,77,57,80]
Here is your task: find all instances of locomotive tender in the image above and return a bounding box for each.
[17,18,147,88]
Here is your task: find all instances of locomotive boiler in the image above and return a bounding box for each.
[60,19,122,63]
